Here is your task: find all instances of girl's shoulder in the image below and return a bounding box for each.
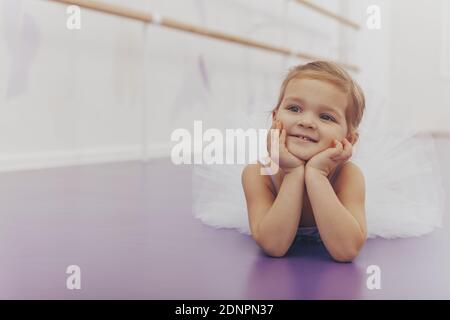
[241,162,270,183]
[242,162,277,195]
[340,160,362,172]
[333,161,365,193]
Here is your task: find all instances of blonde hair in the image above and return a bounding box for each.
[273,61,365,135]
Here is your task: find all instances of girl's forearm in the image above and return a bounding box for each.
[305,168,365,262]
[256,166,305,257]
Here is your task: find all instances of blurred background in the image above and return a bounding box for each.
[1,0,449,172]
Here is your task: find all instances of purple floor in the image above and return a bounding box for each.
[1,137,449,299]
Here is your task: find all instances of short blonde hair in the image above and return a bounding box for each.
[273,61,365,135]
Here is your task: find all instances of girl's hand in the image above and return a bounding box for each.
[266,120,305,174]
[306,138,353,176]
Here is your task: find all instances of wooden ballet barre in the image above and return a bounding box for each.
[430,131,450,138]
[48,0,359,72]
[295,0,360,30]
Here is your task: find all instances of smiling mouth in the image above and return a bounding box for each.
[290,135,318,143]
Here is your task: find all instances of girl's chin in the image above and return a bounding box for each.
[287,144,321,161]
[292,152,314,161]
[290,150,314,161]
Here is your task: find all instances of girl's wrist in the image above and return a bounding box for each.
[305,164,328,177]
[284,165,305,177]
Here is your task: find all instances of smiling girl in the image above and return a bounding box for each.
[242,61,367,262]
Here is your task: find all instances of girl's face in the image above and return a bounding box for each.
[274,78,351,161]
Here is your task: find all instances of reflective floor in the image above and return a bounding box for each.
[0,137,449,299]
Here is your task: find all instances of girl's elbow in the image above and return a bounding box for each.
[331,251,358,263]
[253,228,290,258]
[259,240,289,258]
[331,239,365,263]
[264,249,290,258]
[256,236,289,258]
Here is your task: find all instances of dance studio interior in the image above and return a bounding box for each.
[1,0,450,299]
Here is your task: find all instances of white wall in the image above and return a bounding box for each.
[388,0,450,133]
[0,0,394,171]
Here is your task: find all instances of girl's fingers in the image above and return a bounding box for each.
[270,129,279,146]
[342,138,353,157]
[269,121,281,139]
[267,123,281,154]
[335,140,343,153]
[330,140,344,160]
[280,129,286,146]
[332,139,352,161]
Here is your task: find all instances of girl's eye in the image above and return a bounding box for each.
[287,105,302,112]
[321,114,335,122]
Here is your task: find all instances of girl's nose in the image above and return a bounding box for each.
[297,113,316,129]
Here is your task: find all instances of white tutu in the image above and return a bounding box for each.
[192,95,445,239]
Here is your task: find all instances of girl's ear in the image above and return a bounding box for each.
[347,132,359,145]
[272,109,277,121]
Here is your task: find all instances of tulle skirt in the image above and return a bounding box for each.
[192,97,445,239]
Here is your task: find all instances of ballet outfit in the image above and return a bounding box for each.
[192,96,445,240]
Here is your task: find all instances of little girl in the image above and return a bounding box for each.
[192,61,443,262]
[241,61,366,262]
